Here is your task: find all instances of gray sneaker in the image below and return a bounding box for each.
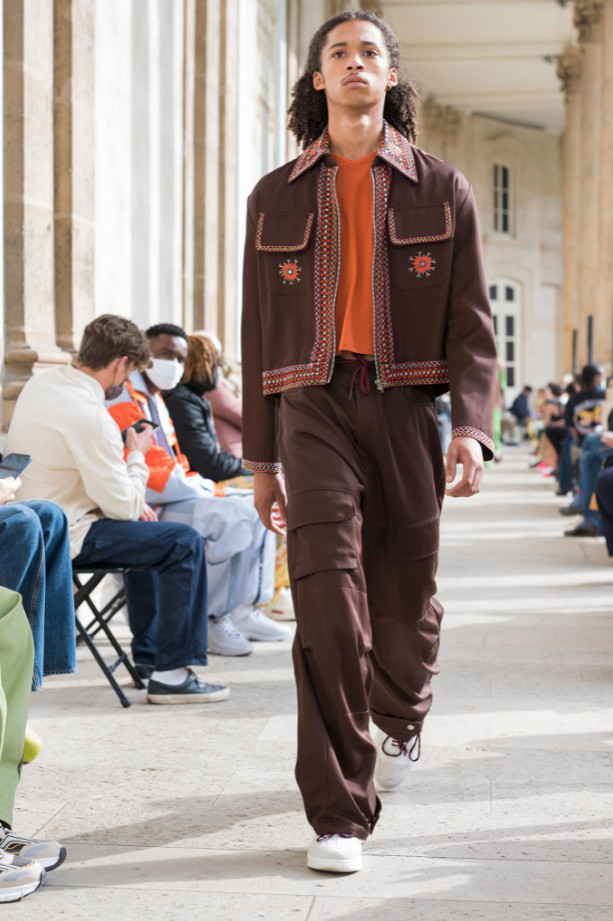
[208,615,253,656]
[0,824,65,871]
[0,848,46,902]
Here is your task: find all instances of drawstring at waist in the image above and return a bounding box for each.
[341,355,372,399]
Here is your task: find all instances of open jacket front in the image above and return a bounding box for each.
[241,121,498,472]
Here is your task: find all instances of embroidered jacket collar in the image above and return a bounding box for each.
[288,121,419,184]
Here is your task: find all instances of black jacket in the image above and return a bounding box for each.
[163,382,243,482]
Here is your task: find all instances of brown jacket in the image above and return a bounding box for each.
[241,122,497,471]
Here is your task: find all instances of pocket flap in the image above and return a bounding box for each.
[388,202,452,246]
[287,488,355,531]
[256,211,314,252]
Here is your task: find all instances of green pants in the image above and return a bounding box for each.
[0,587,33,827]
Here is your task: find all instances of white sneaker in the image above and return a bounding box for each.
[259,588,295,621]
[207,615,253,656]
[307,834,362,873]
[231,605,291,642]
[373,725,420,791]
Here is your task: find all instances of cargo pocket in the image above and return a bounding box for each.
[286,488,359,579]
[388,202,453,291]
[386,513,439,562]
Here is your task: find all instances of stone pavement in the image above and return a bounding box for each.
[11,447,613,919]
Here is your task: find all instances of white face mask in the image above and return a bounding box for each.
[146,358,183,391]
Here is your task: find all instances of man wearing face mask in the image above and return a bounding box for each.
[106,323,288,661]
[6,315,229,704]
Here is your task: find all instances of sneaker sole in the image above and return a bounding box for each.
[146,689,230,704]
[0,871,46,902]
[307,855,362,873]
[240,633,290,642]
[207,648,253,657]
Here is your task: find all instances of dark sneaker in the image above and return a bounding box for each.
[564,523,600,537]
[0,849,45,902]
[146,668,230,704]
[133,663,154,682]
[559,504,582,516]
[0,825,65,871]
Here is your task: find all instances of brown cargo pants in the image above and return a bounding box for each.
[278,359,446,840]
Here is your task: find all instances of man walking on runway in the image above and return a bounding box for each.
[241,10,497,873]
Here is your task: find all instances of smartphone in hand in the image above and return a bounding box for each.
[0,453,32,479]
[121,419,160,444]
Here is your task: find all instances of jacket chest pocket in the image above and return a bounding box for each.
[387,202,453,291]
[256,211,315,296]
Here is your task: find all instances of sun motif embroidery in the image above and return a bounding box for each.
[279,260,301,285]
[409,252,436,278]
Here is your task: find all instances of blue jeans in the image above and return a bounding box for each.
[73,518,208,670]
[577,433,613,527]
[558,430,575,494]
[0,500,76,690]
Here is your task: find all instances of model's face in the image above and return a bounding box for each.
[312,21,397,110]
[148,334,187,365]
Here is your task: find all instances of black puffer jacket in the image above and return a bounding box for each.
[163,382,243,482]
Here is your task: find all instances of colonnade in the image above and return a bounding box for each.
[559,0,613,370]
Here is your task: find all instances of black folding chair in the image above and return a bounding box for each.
[72,564,145,708]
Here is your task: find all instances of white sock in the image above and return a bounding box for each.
[150,667,189,686]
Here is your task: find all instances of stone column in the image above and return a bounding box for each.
[54,0,96,355]
[3,0,69,428]
[575,0,604,366]
[557,47,583,372]
[598,0,613,369]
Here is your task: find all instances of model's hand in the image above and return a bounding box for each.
[0,476,21,505]
[254,471,287,535]
[445,437,484,498]
[139,503,158,522]
[125,423,155,455]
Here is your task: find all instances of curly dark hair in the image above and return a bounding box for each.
[287,10,419,149]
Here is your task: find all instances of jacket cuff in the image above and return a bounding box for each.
[241,458,283,474]
[452,426,495,461]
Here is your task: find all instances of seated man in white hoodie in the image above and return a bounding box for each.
[106,322,289,658]
[6,314,228,704]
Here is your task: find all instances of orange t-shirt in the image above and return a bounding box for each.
[331,151,376,355]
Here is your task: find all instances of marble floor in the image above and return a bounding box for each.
[14,447,613,919]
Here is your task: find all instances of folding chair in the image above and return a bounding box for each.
[72,564,145,708]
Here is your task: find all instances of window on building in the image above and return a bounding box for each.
[489,280,520,392]
[493,163,511,234]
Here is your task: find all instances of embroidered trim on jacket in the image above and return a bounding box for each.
[256,213,314,252]
[262,163,339,394]
[372,164,395,386]
[389,202,453,245]
[242,458,283,474]
[288,121,418,184]
[384,360,449,385]
[452,426,495,455]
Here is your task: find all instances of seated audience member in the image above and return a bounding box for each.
[552,364,605,498]
[164,329,295,623]
[507,385,532,443]
[562,418,613,537]
[161,332,249,482]
[0,477,67,901]
[106,323,289,655]
[193,331,244,458]
[5,314,228,705]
